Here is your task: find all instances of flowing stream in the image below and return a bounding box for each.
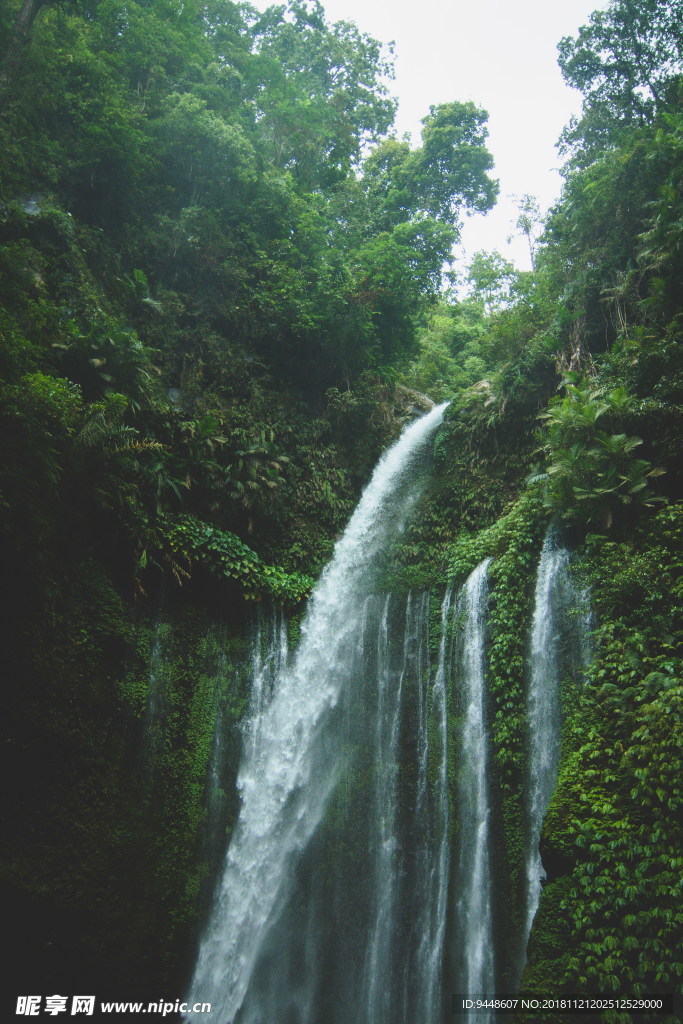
[187,404,448,1023]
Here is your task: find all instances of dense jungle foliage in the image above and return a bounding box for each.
[0,0,681,1018]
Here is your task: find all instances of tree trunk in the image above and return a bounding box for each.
[0,0,52,88]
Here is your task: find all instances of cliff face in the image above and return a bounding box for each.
[1,573,251,1001]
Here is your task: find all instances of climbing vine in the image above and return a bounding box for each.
[162,513,313,604]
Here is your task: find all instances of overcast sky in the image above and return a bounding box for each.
[251,0,608,272]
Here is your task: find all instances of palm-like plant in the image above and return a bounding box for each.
[225,427,289,533]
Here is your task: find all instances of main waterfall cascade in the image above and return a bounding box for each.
[187,407,591,1024]
[187,403,449,1023]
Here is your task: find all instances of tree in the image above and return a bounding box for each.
[558,0,683,161]
[412,102,499,220]
[0,0,54,87]
[511,193,542,270]
[244,0,396,188]
[532,379,665,529]
[362,101,498,232]
[466,250,517,313]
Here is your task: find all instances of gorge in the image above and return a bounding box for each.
[1,0,681,1019]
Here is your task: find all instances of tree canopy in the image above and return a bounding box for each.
[558,0,683,160]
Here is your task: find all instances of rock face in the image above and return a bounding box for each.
[393,384,435,416]
[378,384,436,434]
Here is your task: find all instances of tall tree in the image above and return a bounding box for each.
[512,193,542,269]
[362,101,498,232]
[245,0,396,188]
[0,0,53,86]
[558,0,683,161]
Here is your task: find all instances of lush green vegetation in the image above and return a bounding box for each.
[0,0,681,1016]
[526,505,682,1015]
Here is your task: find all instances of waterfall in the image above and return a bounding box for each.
[357,588,449,1024]
[232,588,447,1024]
[188,599,305,1024]
[202,610,288,896]
[201,654,231,874]
[407,585,453,1024]
[360,592,407,1023]
[452,559,495,1019]
[243,604,289,762]
[186,403,448,1024]
[523,528,591,956]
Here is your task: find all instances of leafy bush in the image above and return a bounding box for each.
[531,378,665,529]
[163,513,313,604]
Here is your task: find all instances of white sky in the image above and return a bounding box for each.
[251,0,608,273]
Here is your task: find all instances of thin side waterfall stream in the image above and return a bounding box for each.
[524,531,569,945]
[408,584,452,1024]
[187,403,448,1024]
[452,559,495,1022]
[522,529,591,962]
